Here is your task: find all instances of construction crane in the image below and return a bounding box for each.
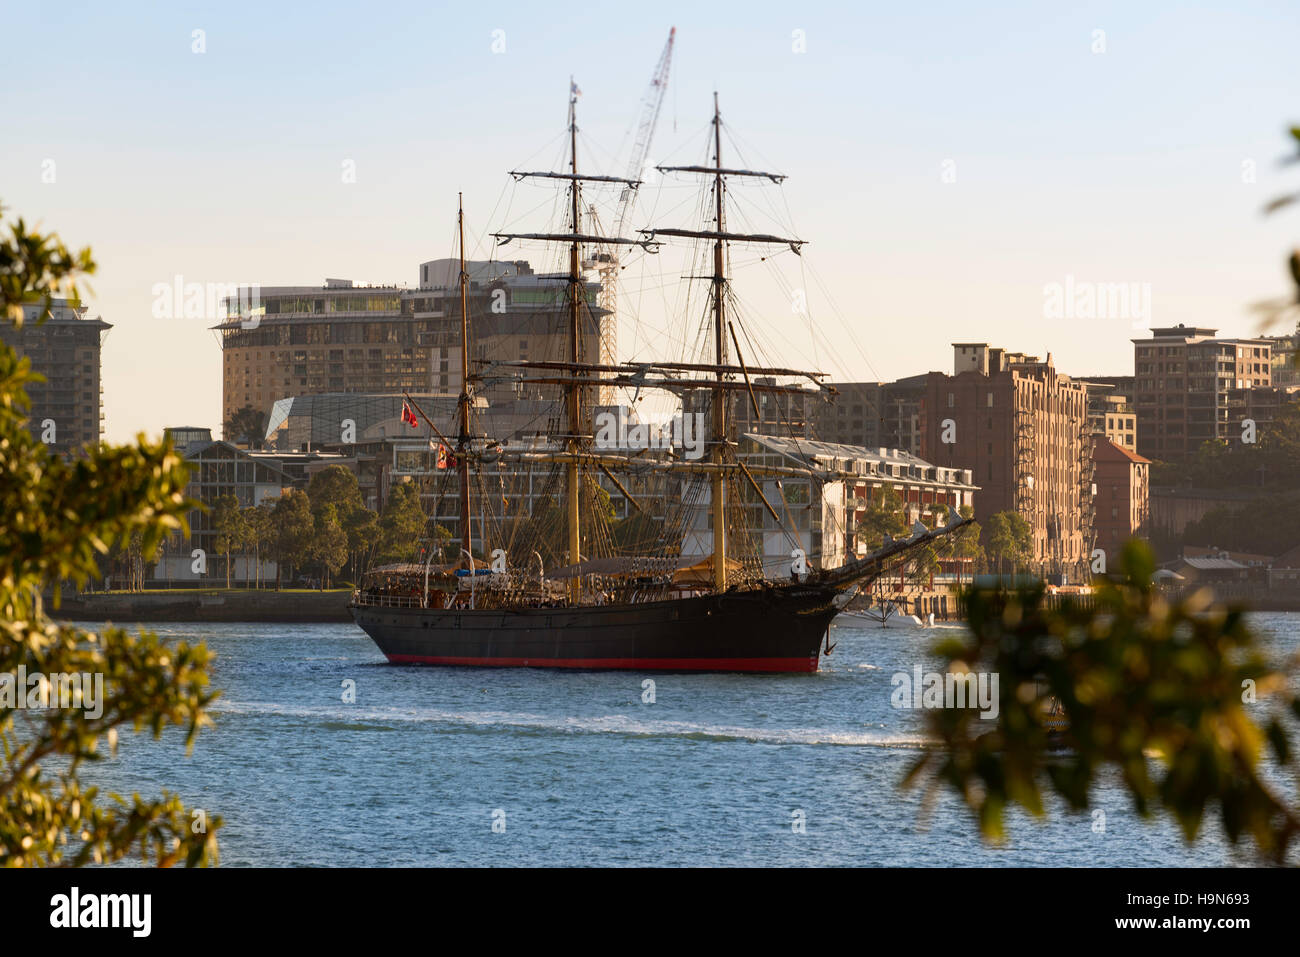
[616,26,676,238]
[585,27,675,372]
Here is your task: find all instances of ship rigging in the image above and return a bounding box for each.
[349,80,971,672]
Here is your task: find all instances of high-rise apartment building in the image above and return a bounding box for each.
[814,375,926,455]
[921,344,1092,579]
[0,298,110,455]
[1132,325,1273,462]
[216,260,609,436]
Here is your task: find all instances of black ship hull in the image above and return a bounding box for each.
[349,583,841,673]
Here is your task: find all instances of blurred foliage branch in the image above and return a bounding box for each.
[1252,125,1300,335]
[904,540,1300,862]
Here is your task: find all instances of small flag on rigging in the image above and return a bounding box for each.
[401,401,419,428]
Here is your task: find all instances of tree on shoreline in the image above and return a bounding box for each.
[952,505,983,585]
[269,489,313,589]
[376,482,428,564]
[307,465,376,582]
[343,504,380,581]
[212,493,245,589]
[242,501,274,589]
[983,510,1031,576]
[311,504,348,589]
[858,487,907,550]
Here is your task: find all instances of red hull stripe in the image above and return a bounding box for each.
[384,654,819,673]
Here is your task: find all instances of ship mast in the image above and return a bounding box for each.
[565,81,584,602]
[457,192,473,560]
[492,82,645,603]
[639,93,806,593]
[709,92,728,590]
[487,92,811,596]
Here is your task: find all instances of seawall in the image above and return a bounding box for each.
[52,590,354,623]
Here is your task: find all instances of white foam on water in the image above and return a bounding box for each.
[211,700,936,749]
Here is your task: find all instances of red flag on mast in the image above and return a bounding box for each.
[401,401,419,428]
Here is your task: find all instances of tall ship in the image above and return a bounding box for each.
[350,83,970,672]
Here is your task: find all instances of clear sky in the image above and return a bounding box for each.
[3,0,1298,443]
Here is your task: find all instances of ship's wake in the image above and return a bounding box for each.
[210,700,937,749]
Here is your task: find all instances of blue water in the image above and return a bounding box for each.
[75,613,1300,866]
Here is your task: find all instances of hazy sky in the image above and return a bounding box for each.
[3,0,1298,443]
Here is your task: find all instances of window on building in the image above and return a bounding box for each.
[947,393,954,408]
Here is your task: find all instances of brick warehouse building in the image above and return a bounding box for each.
[921,344,1093,581]
[1092,435,1151,563]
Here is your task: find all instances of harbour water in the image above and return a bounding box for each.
[77,612,1300,867]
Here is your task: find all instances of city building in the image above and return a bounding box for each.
[1182,544,1273,568]
[1092,435,1150,561]
[1232,384,1295,451]
[254,392,671,548]
[691,433,978,578]
[263,393,467,452]
[921,343,1093,580]
[151,432,364,582]
[0,298,110,455]
[355,429,675,563]
[1264,332,1299,388]
[730,377,817,437]
[1082,382,1137,450]
[1084,374,1136,397]
[164,426,213,453]
[1163,555,1252,584]
[815,375,926,455]
[1148,485,1262,541]
[413,258,612,407]
[155,439,298,582]
[216,279,406,429]
[815,381,883,448]
[880,375,927,455]
[1266,543,1300,588]
[215,260,609,433]
[1132,325,1273,462]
